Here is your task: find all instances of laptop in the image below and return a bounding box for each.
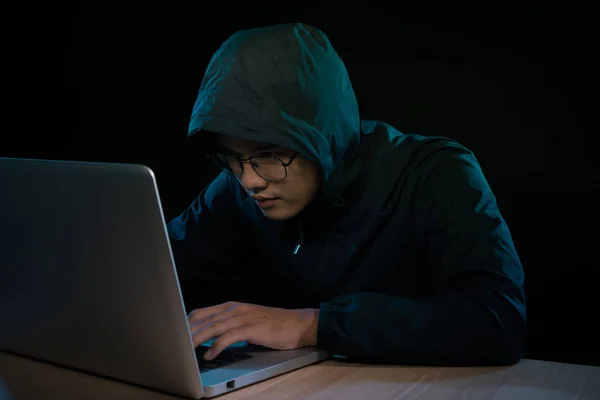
[0,157,330,398]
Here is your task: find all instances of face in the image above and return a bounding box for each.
[215,134,321,221]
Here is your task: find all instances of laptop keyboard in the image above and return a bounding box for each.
[195,345,253,373]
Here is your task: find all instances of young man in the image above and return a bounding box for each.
[167,23,526,366]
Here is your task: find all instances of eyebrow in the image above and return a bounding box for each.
[250,144,283,151]
[218,144,283,154]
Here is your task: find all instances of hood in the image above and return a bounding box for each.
[188,23,361,202]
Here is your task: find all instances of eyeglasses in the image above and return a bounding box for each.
[210,152,298,182]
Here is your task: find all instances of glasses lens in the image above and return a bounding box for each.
[252,157,286,181]
[212,154,288,181]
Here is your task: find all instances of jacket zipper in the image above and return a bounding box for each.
[293,219,304,255]
[293,231,304,255]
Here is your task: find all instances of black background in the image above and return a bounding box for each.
[6,2,599,365]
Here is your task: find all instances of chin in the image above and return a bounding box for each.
[260,206,301,221]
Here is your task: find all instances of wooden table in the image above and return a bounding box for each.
[1,351,598,399]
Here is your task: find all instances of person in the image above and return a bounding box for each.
[167,22,527,366]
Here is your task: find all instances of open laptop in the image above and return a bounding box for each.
[0,157,329,398]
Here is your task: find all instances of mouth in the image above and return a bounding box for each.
[254,197,279,209]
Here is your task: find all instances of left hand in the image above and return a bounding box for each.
[187,301,319,360]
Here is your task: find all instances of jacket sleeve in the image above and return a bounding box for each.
[317,144,527,366]
[167,172,251,313]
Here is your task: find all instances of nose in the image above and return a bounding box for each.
[238,163,268,191]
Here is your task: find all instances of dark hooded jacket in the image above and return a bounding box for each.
[167,23,527,366]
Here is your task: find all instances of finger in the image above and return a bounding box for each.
[189,308,232,332]
[187,302,236,324]
[191,315,243,348]
[205,327,249,360]
[190,314,232,340]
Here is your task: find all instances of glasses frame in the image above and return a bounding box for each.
[209,151,298,182]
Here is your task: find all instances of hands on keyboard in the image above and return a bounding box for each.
[195,345,253,373]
